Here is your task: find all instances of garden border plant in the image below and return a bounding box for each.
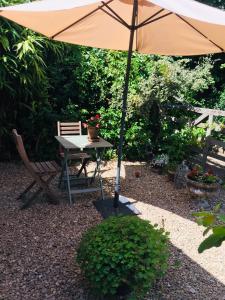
[76,215,169,299]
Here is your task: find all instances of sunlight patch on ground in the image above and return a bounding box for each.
[130,199,225,285]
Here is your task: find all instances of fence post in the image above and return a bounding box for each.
[206,115,213,136]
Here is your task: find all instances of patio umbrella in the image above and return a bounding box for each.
[2,0,225,209]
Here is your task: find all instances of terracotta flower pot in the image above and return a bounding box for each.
[186,176,219,200]
[87,126,99,142]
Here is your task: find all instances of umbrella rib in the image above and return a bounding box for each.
[137,8,164,28]
[176,14,224,52]
[51,0,114,39]
[136,12,172,29]
[100,1,129,29]
[100,7,129,29]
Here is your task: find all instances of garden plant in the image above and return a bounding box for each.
[1,0,225,162]
[1,1,225,299]
[194,204,225,253]
[77,216,169,299]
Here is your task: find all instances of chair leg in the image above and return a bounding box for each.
[41,174,59,205]
[84,165,88,177]
[76,158,89,178]
[17,180,36,200]
[58,164,64,188]
[20,174,59,209]
[20,187,42,209]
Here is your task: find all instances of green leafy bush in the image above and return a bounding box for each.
[161,126,205,162]
[99,107,151,160]
[76,216,169,299]
[193,204,225,253]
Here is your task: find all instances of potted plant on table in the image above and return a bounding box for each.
[83,114,100,142]
[186,164,220,200]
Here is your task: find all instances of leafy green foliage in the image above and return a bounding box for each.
[99,107,151,160]
[1,0,225,162]
[138,57,214,110]
[161,126,205,163]
[0,0,64,159]
[193,204,225,253]
[77,216,169,299]
[198,0,225,9]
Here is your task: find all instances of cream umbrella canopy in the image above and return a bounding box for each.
[1,0,225,209]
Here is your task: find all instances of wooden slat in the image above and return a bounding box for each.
[70,187,101,194]
[166,102,225,117]
[61,128,80,132]
[60,122,80,126]
[60,126,80,130]
[60,152,91,159]
[192,107,225,117]
[34,162,44,173]
[207,153,225,163]
[60,130,80,135]
[57,121,60,136]
[206,115,213,137]
[44,161,56,172]
[39,162,50,172]
[192,113,208,126]
[30,162,40,173]
[57,121,82,136]
[50,161,61,171]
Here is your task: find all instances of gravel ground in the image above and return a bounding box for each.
[1,161,225,300]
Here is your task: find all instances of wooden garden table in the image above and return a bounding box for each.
[55,135,112,204]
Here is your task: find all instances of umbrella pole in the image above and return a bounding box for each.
[114,0,138,209]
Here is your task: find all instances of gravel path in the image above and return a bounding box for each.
[0,162,102,300]
[1,161,225,299]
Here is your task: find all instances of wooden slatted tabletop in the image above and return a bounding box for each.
[55,135,113,150]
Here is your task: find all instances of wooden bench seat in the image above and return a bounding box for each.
[30,161,61,174]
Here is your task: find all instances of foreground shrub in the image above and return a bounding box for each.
[76,216,169,299]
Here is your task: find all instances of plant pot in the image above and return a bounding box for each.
[87,126,99,142]
[151,165,164,175]
[167,170,175,181]
[186,176,219,200]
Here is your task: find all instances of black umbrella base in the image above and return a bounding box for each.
[93,195,140,219]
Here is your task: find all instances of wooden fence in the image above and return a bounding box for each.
[165,104,225,174]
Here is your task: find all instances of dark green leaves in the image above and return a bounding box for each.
[76,216,169,298]
[198,233,225,253]
[193,204,225,253]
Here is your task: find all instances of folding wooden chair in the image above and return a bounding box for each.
[57,121,91,185]
[12,129,61,209]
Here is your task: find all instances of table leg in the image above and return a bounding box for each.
[58,157,66,188]
[95,148,104,200]
[64,149,72,205]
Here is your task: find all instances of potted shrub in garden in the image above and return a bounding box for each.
[167,161,179,181]
[151,153,169,174]
[76,216,169,299]
[186,164,220,200]
[83,114,100,142]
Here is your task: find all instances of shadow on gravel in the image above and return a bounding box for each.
[1,163,225,300]
[121,164,224,221]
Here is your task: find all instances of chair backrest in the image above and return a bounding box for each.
[12,129,32,171]
[57,121,82,136]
